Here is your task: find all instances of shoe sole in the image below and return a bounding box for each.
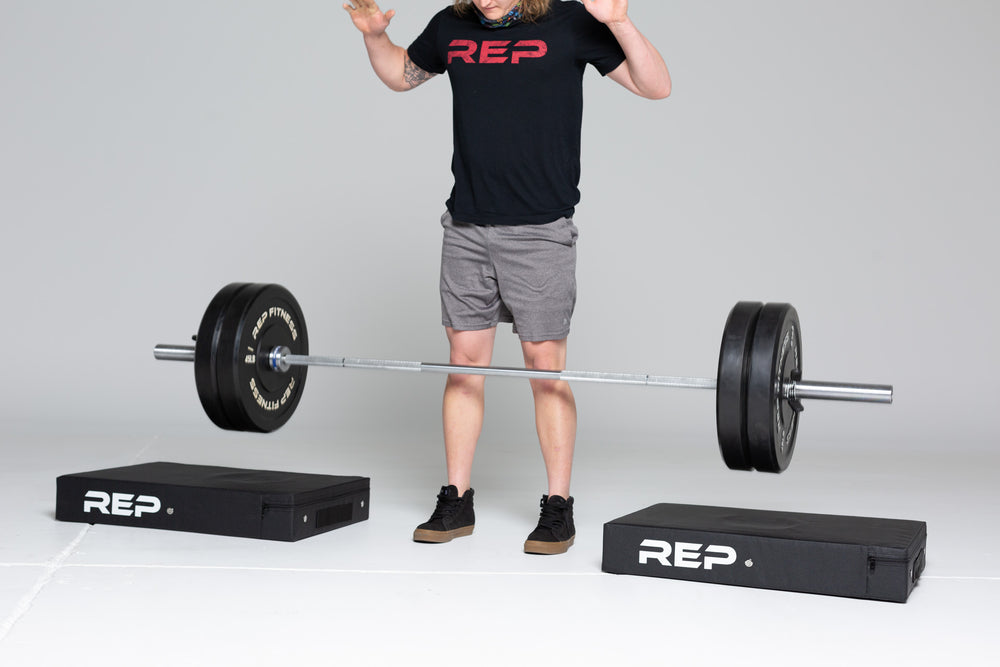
[413,525,475,543]
[524,535,575,555]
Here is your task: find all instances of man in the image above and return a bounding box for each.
[344,0,670,554]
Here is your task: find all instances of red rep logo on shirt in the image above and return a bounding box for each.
[448,39,548,65]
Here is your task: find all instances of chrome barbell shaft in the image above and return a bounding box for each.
[283,351,717,390]
[152,344,892,404]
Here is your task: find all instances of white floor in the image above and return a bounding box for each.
[1,418,997,666]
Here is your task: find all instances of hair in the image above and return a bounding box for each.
[452,0,553,23]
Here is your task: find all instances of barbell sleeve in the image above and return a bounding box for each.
[787,380,893,404]
[154,345,196,362]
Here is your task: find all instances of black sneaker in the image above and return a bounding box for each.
[413,485,475,543]
[524,494,575,555]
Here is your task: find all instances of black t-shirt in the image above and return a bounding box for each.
[407,2,626,225]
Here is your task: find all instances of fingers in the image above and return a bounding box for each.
[343,0,395,38]
[343,1,366,13]
[343,0,379,14]
[344,0,394,24]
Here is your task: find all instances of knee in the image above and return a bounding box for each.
[522,340,567,373]
[529,377,569,397]
[450,348,489,366]
[447,330,494,367]
[446,372,486,396]
[524,345,573,399]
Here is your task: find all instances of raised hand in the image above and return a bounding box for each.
[581,0,629,25]
[343,0,396,36]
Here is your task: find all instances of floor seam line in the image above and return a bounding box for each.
[0,526,91,643]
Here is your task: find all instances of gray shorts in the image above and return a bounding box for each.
[440,212,578,342]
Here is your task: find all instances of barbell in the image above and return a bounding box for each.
[154,283,893,473]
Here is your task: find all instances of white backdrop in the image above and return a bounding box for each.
[2,0,997,461]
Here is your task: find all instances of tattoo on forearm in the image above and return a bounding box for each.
[403,55,436,89]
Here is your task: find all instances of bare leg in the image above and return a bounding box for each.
[521,338,576,498]
[442,326,497,494]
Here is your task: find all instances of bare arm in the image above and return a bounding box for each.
[584,0,671,100]
[360,31,436,92]
[344,0,437,91]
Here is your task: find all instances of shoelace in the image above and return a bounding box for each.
[429,488,464,521]
[536,499,566,530]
